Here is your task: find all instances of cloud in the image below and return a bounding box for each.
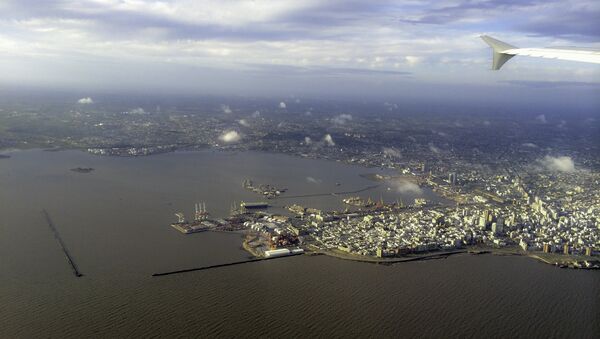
[398,1,599,41]
[251,110,261,118]
[77,97,93,104]
[541,155,575,172]
[323,134,335,146]
[127,107,146,114]
[0,0,598,96]
[501,80,600,89]
[221,104,232,114]
[218,130,241,143]
[405,55,422,66]
[306,176,322,184]
[428,143,440,154]
[522,142,538,148]
[279,101,287,109]
[331,113,353,125]
[535,114,547,124]
[483,120,491,126]
[238,119,250,127]
[304,136,312,145]
[557,120,566,128]
[394,180,423,195]
[382,147,401,158]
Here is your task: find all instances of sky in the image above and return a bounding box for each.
[0,0,598,101]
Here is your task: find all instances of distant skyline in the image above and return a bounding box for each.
[0,0,599,101]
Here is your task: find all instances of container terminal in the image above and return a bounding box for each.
[170,202,217,234]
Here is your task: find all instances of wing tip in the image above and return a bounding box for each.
[481,35,516,70]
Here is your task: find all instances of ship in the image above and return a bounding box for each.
[240,201,269,209]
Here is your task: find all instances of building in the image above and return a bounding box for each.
[448,172,457,185]
[543,243,552,253]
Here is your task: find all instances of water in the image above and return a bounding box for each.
[0,150,598,338]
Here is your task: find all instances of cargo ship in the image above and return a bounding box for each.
[240,201,269,209]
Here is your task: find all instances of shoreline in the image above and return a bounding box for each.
[302,244,600,270]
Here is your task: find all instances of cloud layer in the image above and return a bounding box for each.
[0,1,598,95]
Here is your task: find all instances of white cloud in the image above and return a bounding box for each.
[238,119,250,127]
[127,107,146,114]
[306,176,322,184]
[536,114,547,124]
[483,120,491,126]
[251,110,261,118]
[0,0,599,95]
[77,97,93,104]
[304,136,312,145]
[541,155,575,172]
[279,101,287,109]
[394,180,423,195]
[218,130,241,143]
[382,147,401,158]
[331,113,353,125]
[323,134,335,146]
[522,142,538,148]
[221,104,232,114]
[405,55,422,66]
[428,143,440,154]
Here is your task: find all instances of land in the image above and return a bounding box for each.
[70,167,94,173]
[1,95,598,269]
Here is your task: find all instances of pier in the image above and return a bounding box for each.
[152,252,303,277]
[277,184,380,199]
[42,210,83,277]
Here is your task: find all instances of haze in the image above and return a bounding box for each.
[0,0,598,104]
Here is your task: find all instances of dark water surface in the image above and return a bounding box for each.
[0,150,598,338]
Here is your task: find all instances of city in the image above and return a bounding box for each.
[1,0,599,337]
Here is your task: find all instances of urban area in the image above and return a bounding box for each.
[1,97,599,269]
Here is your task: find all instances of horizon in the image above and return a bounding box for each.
[0,0,598,103]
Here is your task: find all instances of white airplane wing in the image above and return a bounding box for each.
[481,35,600,70]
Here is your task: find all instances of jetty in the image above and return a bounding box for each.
[42,210,83,277]
[152,252,303,277]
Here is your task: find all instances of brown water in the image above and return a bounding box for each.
[0,150,598,338]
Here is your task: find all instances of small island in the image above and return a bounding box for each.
[70,167,95,173]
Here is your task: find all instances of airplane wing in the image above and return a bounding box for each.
[481,35,600,70]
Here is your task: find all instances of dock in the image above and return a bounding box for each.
[278,184,379,199]
[42,210,83,277]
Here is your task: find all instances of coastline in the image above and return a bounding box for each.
[300,244,600,270]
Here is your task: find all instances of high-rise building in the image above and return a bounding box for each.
[585,247,593,256]
[448,172,457,185]
[478,216,487,229]
[543,243,552,253]
[492,222,504,235]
